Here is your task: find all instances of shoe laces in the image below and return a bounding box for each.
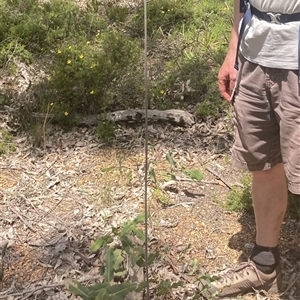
[218,261,263,285]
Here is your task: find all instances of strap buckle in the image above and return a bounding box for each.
[266,12,282,24]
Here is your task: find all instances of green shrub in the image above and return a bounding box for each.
[288,193,300,220]
[225,177,300,219]
[132,0,232,114]
[0,0,107,67]
[130,0,194,37]
[1,0,234,123]
[148,53,225,117]
[0,129,15,156]
[104,2,130,24]
[44,31,141,114]
[225,175,253,213]
[96,120,116,142]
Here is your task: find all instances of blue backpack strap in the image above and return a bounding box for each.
[240,0,249,13]
[234,0,252,70]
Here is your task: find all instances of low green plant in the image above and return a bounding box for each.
[68,215,184,299]
[0,129,15,156]
[153,187,171,206]
[149,151,203,206]
[225,175,253,212]
[288,192,300,220]
[225,176,300,220]
[96,120,116,142]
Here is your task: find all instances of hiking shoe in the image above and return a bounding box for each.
[200,260,282,298]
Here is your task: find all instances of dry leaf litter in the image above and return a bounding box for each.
[0,107,299,300]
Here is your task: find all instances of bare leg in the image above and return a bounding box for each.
[252,163,287,247]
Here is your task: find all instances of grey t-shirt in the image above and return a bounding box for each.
[240,0,300,69]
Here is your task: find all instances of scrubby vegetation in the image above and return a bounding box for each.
[0,0,232,120]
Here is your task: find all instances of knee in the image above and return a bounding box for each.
[251,163,285,179]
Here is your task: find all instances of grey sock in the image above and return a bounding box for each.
[250,244,280,274]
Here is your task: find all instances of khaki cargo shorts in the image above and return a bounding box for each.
[231,55,300,195]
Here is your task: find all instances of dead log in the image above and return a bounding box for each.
[33,109,196,127]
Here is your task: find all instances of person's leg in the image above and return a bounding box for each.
[201,59,285,298]
[250,163,287,275]
[252,163,287,248]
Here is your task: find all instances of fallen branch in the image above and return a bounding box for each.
[32,109,196,127]
[205,167,232,189]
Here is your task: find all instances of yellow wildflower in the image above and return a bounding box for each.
[79,54,84,59]
[86,41,91,45]
[90,90,95,95]
[68,46,72,50]
[64,111,69,116]
[67,59,72,64]
[50,103,54,106]
[57,49,62,54]
[160,90,165,94]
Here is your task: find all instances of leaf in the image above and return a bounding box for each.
[162,172,176,181]
[113,249,124,271]
[130,245,145,266]
[90,234,114,252]
[112,227,120,235]
[132,226,146,242]
[147,251,159,265]
[120,235,134,254]
[107,282,137,300]
[120,222,133,235]
[189,258,199,275]
[156,280,171,296]
[183,168,203,181]
[133,214,145,224]
[166,151,176,168]
[171,281,184,288]
[68,281,90,300]
[157,280,184,296]
[104,247,114,282]
[136,281,148,292]
[87,282,110,293]
[197,274,221,292]
[113,268,127,278]
[95,289,109,300]
[101,166,115,173]
[149,167,157,184]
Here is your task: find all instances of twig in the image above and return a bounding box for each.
[28,234,66,247]
[0,241,8,281]
[201,180,220,185]
[205,167,232,189]
[0,280,15,296]
[167,202,194,208]
[9,207,36,233]
[37,154,58,175]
